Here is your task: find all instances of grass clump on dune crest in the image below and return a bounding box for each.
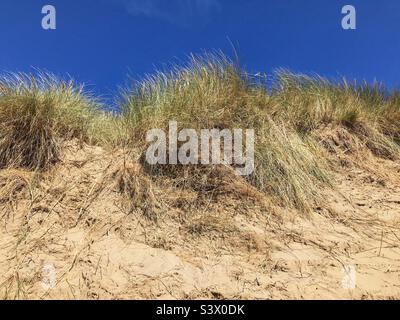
[270,71,400,158]
[0,72,99,170]
[118,54,399,211]
[119,53,259,142]
[118,54,328,211]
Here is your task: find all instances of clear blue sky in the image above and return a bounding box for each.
[1,0,399,103]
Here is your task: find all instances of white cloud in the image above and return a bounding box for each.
[118,0,221,25]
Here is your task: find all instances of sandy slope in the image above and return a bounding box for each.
[0,140,399,300]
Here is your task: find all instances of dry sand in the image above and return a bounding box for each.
[0,136,399,300]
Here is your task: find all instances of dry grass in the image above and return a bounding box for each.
[0,169,32,217]
[0,72,99,170]
[117,54,328,211]
[270,71,400,158]
[115,161,159,221]
[1,57,400,301]
[0,54,399,213]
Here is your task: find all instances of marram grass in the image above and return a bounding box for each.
[0,72,99,169]
[0,54,399,212]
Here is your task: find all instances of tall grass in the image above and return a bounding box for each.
[0,54,399,212]
[118,54,329,211]
[269,71,400,158]
[0,72,98,169]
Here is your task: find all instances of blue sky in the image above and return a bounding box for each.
[0,0,399,103]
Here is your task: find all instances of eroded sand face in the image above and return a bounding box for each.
[0,141,399,300]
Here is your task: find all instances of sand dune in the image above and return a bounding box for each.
[1,137,399,300]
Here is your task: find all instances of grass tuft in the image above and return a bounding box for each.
[0,72,99,170]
